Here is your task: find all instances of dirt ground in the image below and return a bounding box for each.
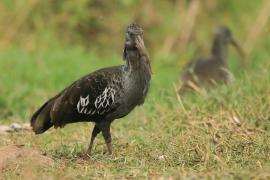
[0,145,54,174]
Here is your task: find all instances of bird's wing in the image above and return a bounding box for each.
[50,66,123,124]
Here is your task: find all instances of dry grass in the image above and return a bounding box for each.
[0,103,270,179]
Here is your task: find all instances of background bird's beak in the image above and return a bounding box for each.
[230,38,245,59]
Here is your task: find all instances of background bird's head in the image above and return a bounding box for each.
[214,25,244,57]
[125,23,143,49]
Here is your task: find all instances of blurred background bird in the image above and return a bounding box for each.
[179,25,244,94]
[30,23,151,157]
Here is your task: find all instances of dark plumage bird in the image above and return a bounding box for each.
[30,24,152,157]
[179,25,244,94]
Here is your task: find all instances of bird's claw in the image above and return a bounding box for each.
[82,153,91,160]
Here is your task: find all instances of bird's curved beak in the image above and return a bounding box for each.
[135,35,152,74]
[230,38,245,59]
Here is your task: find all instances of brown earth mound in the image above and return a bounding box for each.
[0,144,54,171]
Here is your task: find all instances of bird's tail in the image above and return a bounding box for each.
[30,99,54,134]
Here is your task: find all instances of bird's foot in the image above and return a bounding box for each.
[82,153,91,160]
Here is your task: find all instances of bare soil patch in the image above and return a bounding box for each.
[0,144,54,171]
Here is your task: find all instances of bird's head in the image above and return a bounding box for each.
[123,23,152,74]
[214,25,245,58]
[125,23,144,49]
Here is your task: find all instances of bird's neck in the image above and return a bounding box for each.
[211,39,228,66]
[124,49,145,72]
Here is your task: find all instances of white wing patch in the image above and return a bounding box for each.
[77,95,89,113]
[76,87,116,115]
[94,87,116,113]
[77,95,96,115]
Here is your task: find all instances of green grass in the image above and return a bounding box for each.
[0,44,270,179]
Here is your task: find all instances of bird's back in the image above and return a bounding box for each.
[32,62,150,132]
[50,65,126,126]
[31,65,124,132]
[193,57,225,81]
[180,56,232,92]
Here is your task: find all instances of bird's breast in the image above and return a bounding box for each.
[122,70,150,106]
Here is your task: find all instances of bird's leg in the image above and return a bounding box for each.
[98,122,112,155]
[84,125,100,158]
